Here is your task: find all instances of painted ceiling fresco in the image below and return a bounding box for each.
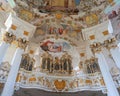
[9,0,115,44]
[15,0,80,14]
[14,0,113,29]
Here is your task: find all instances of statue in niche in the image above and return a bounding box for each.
[41,52,54,72]
[90,63,94,73]
[60,54,65,72]
[86,58,100,74]
[63,56,68,71]
[86,60,92,73]
[46,54,52,72]
[41,57,47,70]
[28,58,35,71]
[20,55,27,68]
[60,53,73,74]
[40,52,73,75]
[20,54,34,71]
[20,54,29,70]
[25,57,31,71]
[63,52,70,72]
[54,57,60,71]
[91,58,100,73]
[50,58,54,73]
[41,52,49,70]
[28,63,32,71]
[87,64,91,73]
[67,55,72,74]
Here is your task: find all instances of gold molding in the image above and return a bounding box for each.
[3,32,16,44]
[17,38,29,50]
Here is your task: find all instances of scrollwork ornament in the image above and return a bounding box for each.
[103,38,117,50]
[90,42,102,54]
[3,32,16,44]
[17,38,29,50]
[115,33,120,42]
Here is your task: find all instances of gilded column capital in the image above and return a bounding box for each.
[85,57,98,64]
[103,38,117,50]
[3,32,16,44]
[17,38,29,50]
[90,42,102,54]
[85,59,90,64]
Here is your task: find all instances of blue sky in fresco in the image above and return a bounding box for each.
[75,0,81,5]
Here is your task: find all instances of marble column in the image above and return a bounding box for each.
[1,38,28,96]
[110,47,120,69]
[0,42,10,64]
[90,42,119,96]
[96,52,119,96]
[104,38,120,69]
[0,32,15,65]
[107,92,111,96]
[108,20,113,34]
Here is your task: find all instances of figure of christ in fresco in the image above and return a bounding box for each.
[40,41,53,51]
[40,40,62,52]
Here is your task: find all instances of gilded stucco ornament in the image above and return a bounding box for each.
[0,62,11,82]
[90,42,102,54]
[20,53,35,72]
[90,38,118,54]
[18,9,34,22]
[3,32,16,44]
[17,38,29,50]
[103,38,117,50]
[84,57,100,74]
[115,33,120,42]
[54,80,66,91]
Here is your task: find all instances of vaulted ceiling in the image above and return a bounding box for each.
[0,0,119,96]
[14,0,112,28]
